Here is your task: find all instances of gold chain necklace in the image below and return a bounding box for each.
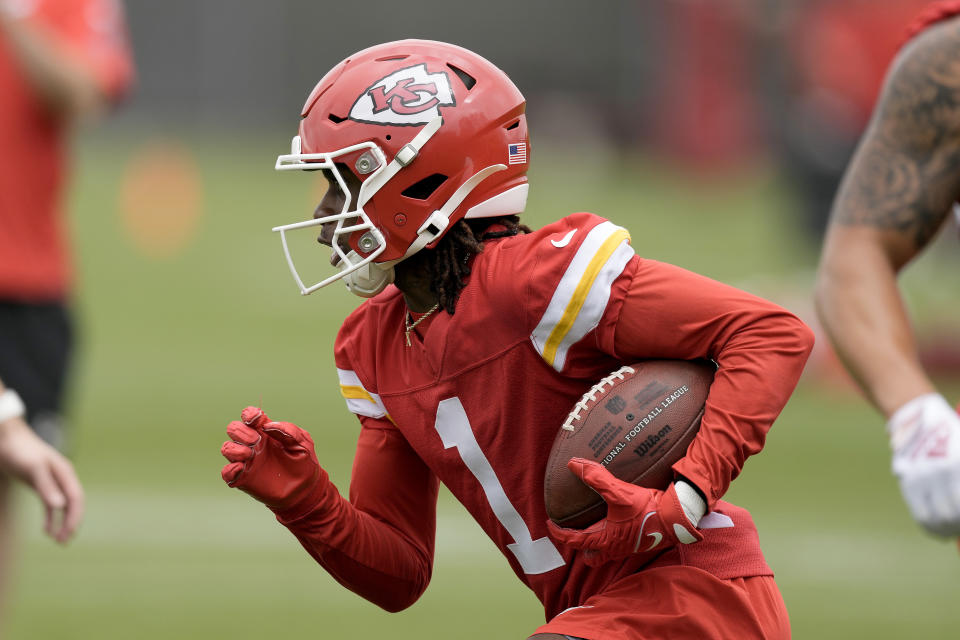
[404,303,440,346]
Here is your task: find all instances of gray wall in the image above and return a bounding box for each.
[120,0,660,138]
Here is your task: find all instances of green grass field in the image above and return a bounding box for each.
[6,134,959,638]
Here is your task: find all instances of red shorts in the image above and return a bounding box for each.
[533,567,789,640]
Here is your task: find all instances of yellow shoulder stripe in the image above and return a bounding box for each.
[542,228,631,366]
[339,384,395,424]
[340,384,374,402]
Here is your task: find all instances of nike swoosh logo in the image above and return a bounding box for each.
[632,511,658,553]
[551,229,576,248]
[645,532,663,551]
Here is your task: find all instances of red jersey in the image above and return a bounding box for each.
[786,0,932,128]
[0,0,133,301]
[905,0,960,41]
[278,213,814,619]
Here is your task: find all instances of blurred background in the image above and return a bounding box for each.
[8,0,960,638]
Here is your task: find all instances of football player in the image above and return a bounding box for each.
[815,2,960,540]
[221,40,814,639]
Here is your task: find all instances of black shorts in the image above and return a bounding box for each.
[0,301,73,446]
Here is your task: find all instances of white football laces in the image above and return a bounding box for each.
[561,365,636,432]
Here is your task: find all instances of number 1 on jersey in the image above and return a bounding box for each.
[434,397,565,575]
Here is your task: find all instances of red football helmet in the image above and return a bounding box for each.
[273,39,530,297]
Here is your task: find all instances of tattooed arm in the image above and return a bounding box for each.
[815,17,960,418]
[816,17,960,538]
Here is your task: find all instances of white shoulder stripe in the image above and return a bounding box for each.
[336,368,388,419]
[530,221,634,371]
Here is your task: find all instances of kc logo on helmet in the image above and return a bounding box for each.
[350,64,456,126]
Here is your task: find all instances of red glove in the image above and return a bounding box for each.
[220,406,329,516]
[547,458,703,566]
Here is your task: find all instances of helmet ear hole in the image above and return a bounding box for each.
[401,173,448,200]
[328,113,346,124]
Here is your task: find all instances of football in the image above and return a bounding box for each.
[544,359,716,529]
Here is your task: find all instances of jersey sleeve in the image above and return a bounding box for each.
[28,0,134,101]
[609,258,816,505]
[275,320,439,612]
[336,366,391,422]
[492,212,635,375]
[276,417,440,612]
[334,307,393,422]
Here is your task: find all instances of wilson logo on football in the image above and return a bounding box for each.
[349,64,456,126]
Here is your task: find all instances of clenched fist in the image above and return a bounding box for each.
[547,458,704,566]
[221,406,329,515]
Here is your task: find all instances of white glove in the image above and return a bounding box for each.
[888,393,960,537]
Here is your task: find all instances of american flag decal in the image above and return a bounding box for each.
[508,142,527,165]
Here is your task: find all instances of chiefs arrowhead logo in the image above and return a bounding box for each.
[350,64,456,126]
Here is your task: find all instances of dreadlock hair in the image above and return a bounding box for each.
[409,215,531,314]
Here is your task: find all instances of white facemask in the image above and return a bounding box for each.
[272,116,508,298]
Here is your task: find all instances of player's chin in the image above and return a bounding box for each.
[327,244,350,267]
